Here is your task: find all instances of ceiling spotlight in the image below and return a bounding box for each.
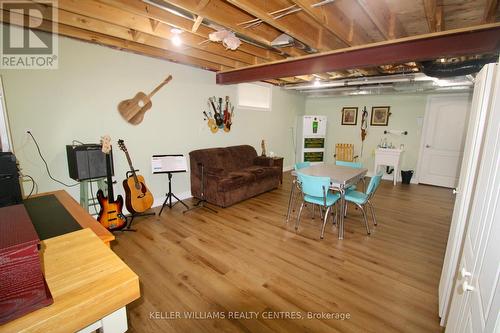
[171,28,183,46]
[313,78,321,87]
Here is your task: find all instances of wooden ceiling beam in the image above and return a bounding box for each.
[356,0,406,39]
[423,0,438,33]
[49,0,253,66]
[216,24,500,84]
[484,0,499,23]
[97,0,283,62]
[291,0,365,46]
[0,10,222,71]
[224,0,339,51]
[159,0,283,47]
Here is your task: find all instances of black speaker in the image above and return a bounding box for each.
[66,144,114,181]
[0,152,22,208]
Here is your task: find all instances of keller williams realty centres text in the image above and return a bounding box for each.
[150,311,351,321]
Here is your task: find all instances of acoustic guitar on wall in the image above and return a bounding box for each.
[96,135,127,231]
[117,139,154,214]
[118,75,173,125]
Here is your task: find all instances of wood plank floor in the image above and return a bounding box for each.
[112,172,454,333]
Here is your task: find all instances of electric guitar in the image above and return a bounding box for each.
[96,135,127,231]
[117,139,154,214]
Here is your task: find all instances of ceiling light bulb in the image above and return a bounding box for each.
[313,79,321,87]
[172,35,182,46]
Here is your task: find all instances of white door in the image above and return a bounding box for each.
[446,62,500,332]
[419,94,471,187]
[439,64,497,325]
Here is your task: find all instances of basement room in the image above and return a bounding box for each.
[0,1,499,332]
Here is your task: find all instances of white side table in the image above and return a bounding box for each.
[374,148,404,186]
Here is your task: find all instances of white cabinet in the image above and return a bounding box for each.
[374,148,403,186]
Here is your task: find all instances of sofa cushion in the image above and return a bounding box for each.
[243,166,280,180]
[218,171,256,191]
[226,145,258,170]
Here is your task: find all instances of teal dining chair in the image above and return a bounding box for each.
[344,172,383,235]
[296,172,340,239]
[286,162,311,222]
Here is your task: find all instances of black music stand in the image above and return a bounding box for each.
[183,164,217,214]
[153,154,189,215]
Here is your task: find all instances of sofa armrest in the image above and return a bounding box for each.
[254,156,274,167]
[204,167,224,177]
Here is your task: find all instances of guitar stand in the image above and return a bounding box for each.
[159,172,189,216]
[183,164,218,214]
[120,170,156,231]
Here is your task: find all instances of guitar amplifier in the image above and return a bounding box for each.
[0,152,22,208]
[66,144,114,181]
[0,204,53,324]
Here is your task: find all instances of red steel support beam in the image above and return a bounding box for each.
[216,24,500,84]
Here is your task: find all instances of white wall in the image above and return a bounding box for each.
[0,33,305,206]
[305,94,428,178]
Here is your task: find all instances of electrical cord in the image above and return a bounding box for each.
[23,174,36,199]
[27,131,79,187]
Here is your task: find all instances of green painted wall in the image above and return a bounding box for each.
[0,34,305,206]
[305,94,429,177]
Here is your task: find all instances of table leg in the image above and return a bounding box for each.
[393,165,398,186]
[286,179,296,223]
[339,185,345,240]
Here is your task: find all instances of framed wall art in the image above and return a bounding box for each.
[341,107,358,125]
[371,106,391,126]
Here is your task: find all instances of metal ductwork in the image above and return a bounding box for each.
[420,55,498,78]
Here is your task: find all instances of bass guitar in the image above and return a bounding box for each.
[118,139,154,214]
[96,135,127,231]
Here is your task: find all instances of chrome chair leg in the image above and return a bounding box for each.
[355,203,370,235]
[344,202,348,217]
[296,201,305,231]
[367,200,377,226]
[286,179,296,223]
[312,204,315,219]
[320,206,331,239]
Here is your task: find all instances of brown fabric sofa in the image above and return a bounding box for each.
[189,145,281,207]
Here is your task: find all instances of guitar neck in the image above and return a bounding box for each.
[148,75,172,98]
[106,153,114,201]
[124,150,139,184]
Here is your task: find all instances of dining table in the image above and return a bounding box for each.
[286,163,368,240]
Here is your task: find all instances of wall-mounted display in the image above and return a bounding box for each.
[341,107,358,125]
[371,106,391,126]
[203,96,234,133]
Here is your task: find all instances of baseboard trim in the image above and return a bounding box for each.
[283,165,294,172]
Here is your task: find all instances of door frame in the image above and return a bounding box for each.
[415,93,471,184]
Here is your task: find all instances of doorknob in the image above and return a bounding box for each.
[453,188,458,194]
[462,281,475,292]
[461,267,472,278]
[425,144,431,148]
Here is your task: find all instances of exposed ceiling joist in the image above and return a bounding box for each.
[423,0,438,32]
[216,24,500,84]
[30,1,242,68]
[98,0,282,61]
[224,0,342,51]
[291,0,365,46]
[484,0,499,23]
[356,0,406,39]
[0,9,224,71]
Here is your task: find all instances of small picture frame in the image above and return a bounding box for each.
[371,106,391,126]
[341,107,358,125]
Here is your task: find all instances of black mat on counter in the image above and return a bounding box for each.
[24,195,82,240]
